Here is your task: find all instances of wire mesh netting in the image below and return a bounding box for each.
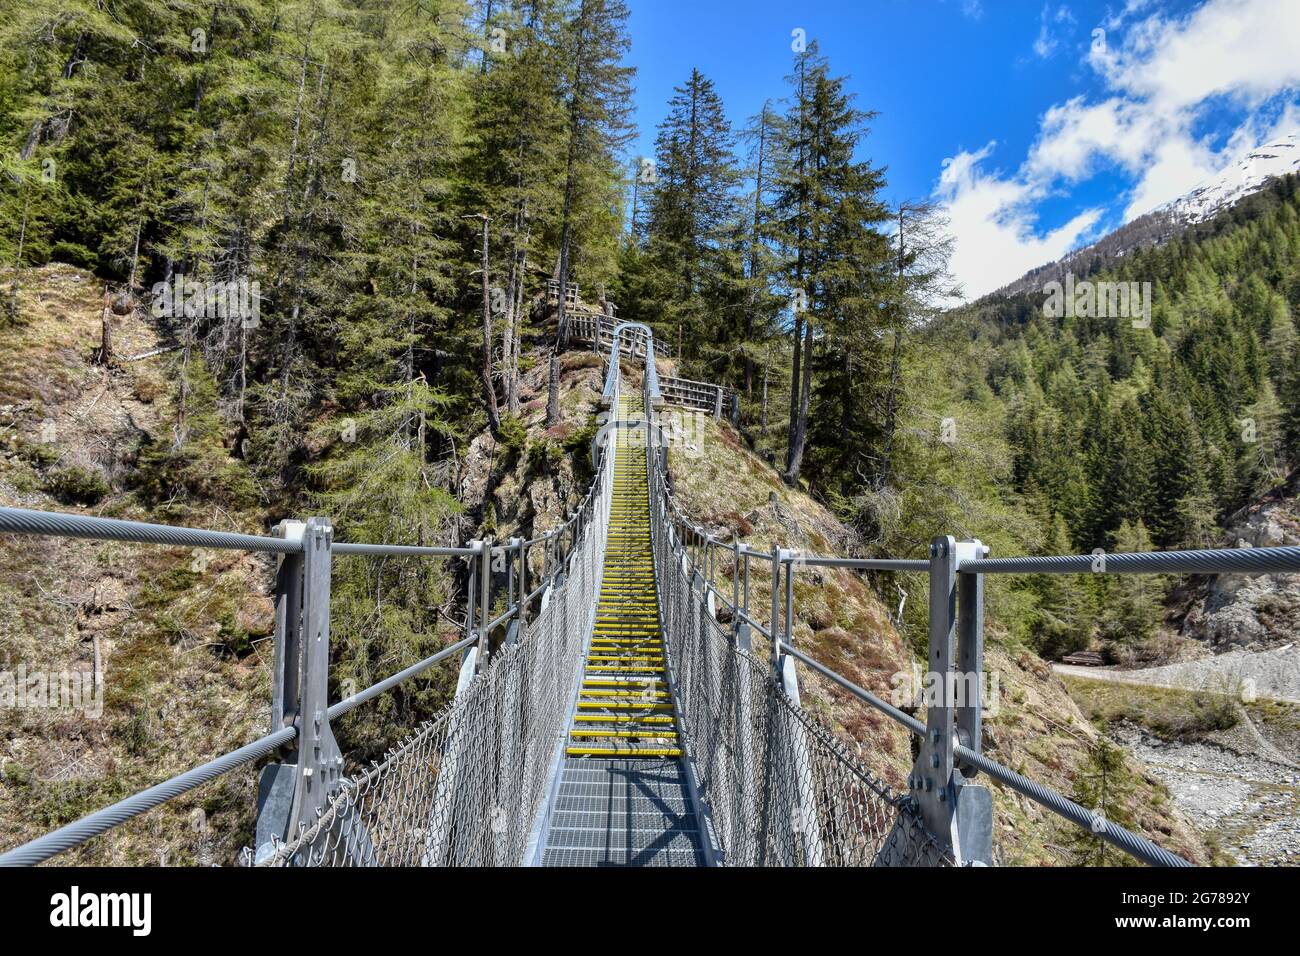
[255,448,612,867]
[255,402,950,867]
[650,448,952,868]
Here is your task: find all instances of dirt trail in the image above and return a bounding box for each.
[1054,644,1300,703]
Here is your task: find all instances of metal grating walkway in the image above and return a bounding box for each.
[542,761,707,866]
[541,390,707,866]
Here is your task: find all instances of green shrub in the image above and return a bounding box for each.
[498,414,527,467]
[527,439,563,473]
[563,418,599,485]
[15,437,59,468]
[45,464,110,505]
[49,241,98,269]
[131,356,257,511]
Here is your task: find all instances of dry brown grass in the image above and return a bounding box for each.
[0,264,271,865]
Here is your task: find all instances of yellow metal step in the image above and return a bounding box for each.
[576,701,673,711]
[567,746,683,757]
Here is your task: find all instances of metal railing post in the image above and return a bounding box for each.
[743,547,750,613]
[254,519,305,860]
[476,537,493,672]
[284,517,342,842]
[270,520,305,739]
[911,536,956,847]
[783,551,795,652]
[466,539,480,647]
[732,540,741,628]
[957,540,988,775]
[516,537,528,630]
[769,546,782,676]
[907,535,992,866]
[506,537,516,612]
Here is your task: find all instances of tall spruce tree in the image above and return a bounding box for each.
[544,0,634,426]
[640,68,740,356]
[770,44,891,487]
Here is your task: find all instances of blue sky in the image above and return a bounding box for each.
[623,0,1300,299]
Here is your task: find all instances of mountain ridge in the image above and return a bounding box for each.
[983,132,1300,302]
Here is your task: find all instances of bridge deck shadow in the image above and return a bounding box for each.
[541,758,707,867]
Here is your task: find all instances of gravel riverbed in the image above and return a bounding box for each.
[1112,721,1300,866]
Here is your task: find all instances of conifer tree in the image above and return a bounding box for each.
[544,0,634,426]
[641,68,740,355]
[769,44,891,487]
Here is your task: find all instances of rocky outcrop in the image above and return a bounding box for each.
[1182,477,1300,649]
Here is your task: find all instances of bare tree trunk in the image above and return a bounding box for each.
[784,59,808,482]
[477,214,501,433]
[546,185,575,427]
[502,240,517,414]
[545,348,562,426]
[96,302,113,365]
[744,104,769,396]
[548,0,594,427]
[176,322,193,450]
[10,193,28,322]
[785,305,803,469]
[126,212,144,293]
[785,318,813,485]
[509,222,529,416]
[879,208,907,488]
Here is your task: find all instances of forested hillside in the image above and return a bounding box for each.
[3,0,1297,866]
[894,176,1300,662]
[0,0,644,856]
[608,25,1299,669]
[0,0,635,722]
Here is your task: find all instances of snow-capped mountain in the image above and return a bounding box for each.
[1161,133,1300,223]
[985,132,1300,301]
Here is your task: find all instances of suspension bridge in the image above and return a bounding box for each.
[3,321,1299,868]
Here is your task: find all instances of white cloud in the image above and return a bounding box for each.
[1033,5,1077,59]
[1122,134,1221,217]
[938,0,1300,301]
[1026,97,1152,181]
[1100,0,1300,111]
[937,143,1102,300]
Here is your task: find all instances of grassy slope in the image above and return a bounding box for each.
[667,412,1217,865]
[0,264,276,864]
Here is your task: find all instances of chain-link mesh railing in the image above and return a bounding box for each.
[647,438,950,867]
[257,444,613,866]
